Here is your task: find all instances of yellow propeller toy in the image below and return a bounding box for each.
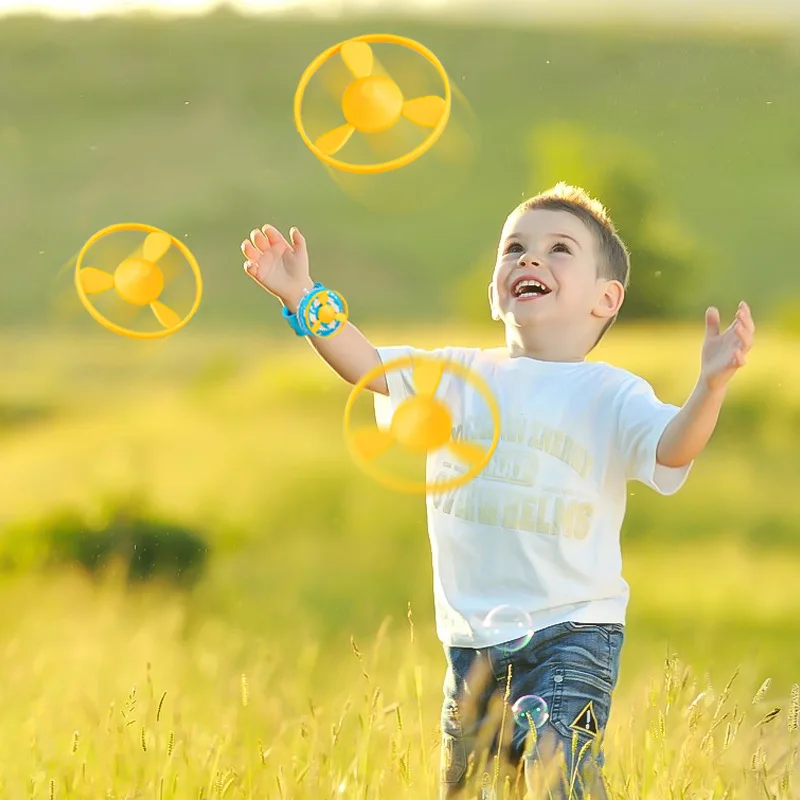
[343,355,500,494]
[74,222,202,339]
[294,34,452,175]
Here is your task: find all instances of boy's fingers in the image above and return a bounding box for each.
[737,302,755,333]
[289,227,307,256]
[250,228,269,251]
[241,240,260,262]
[705,306,721,337]
[735,324,753,350]
[262,224,291,251]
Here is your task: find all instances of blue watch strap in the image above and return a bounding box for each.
[282,305,306,336]
[282,282,324,336]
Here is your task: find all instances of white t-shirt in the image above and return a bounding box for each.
[373,345,692,648]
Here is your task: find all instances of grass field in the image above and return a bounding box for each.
[1,569,798,799]
[0,321,798,796]
[2,11,800,329]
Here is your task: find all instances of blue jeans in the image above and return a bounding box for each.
[440,621,624,799]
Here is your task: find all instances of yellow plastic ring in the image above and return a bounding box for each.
[301,288,349,339]
[343,355,501,494]
[74,222,203,340]
[294,33,452,176]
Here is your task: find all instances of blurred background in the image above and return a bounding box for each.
[1,0,799,796]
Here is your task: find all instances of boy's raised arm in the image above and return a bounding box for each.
[242,225,388,396]
[656,302,755,468]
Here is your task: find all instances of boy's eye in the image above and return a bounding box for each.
[551,241,572,254]
[505,242,523,254]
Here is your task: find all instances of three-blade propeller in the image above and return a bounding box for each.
[351,358,490,468]
[78,231,182,329]
[315,40,448,157]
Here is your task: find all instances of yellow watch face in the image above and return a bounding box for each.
[302,288,349,338]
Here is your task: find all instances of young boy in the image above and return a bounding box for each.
[241,183,755,799]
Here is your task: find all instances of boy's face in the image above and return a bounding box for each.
[488,208,622,331]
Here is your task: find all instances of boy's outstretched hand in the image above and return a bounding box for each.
[241,224,313,308]
[700,301,755,391]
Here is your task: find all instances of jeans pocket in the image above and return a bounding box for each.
[549,666,614,746]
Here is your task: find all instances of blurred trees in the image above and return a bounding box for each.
[0,493,209,587]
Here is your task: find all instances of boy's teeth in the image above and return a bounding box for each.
[514,279,548,296]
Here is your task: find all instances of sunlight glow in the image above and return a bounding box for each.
[0,0,306,17]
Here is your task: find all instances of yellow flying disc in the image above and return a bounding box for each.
[74,223,202,340]
[343,355,500,494]
[294,34,452,175]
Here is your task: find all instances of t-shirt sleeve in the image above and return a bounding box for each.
[614,374,692,495]
[373,345,467,430]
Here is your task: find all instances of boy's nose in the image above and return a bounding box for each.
[518,256,541,268]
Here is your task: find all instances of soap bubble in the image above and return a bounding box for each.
[481,604,534,654]
[512,695,549,731]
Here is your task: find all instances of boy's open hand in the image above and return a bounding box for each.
[700,301,755,391]
[241,225,313,306]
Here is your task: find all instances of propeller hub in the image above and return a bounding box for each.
[342,76,403,133]
[390,396,452,454]
[114,258,164,305]
[317,303,337,324]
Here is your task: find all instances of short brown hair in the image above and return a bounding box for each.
[516,182,630,341]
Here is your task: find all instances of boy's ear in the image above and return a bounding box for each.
[488,283,501,321]
[593,279,625,319]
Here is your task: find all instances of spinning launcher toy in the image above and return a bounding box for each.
[282,282,349,338]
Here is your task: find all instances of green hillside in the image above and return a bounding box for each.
[1,11,799,331]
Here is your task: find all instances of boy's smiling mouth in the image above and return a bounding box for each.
[510,274,552,301]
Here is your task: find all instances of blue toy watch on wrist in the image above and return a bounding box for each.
[281,282,349,339]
